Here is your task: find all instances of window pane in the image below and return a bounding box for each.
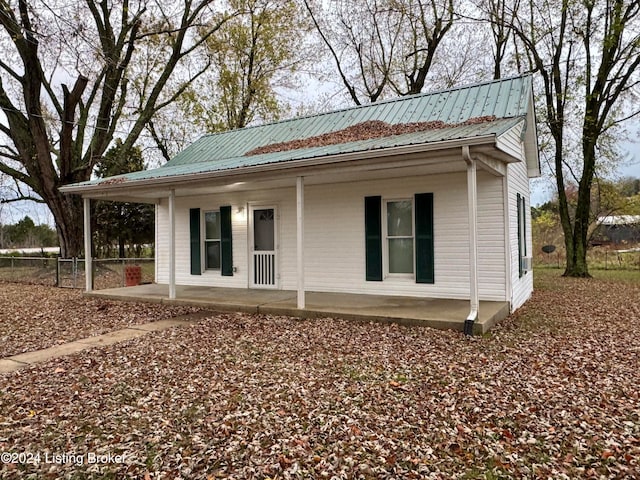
[389,238,414,273]
[253,209,274,251]
[206,240,221,269]
[387,201,412,236]
[205,212,221,240]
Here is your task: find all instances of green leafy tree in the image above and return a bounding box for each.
[617,176,640,197]
[33,224,58,248]
[614,176,640,215]
[93,140,154,258]
[9,215,35,247]
[626,194,640,215]
[146,0,309,161]
[1,215,57,248]
[186,0,306,134]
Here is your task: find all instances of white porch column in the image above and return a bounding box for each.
[462,146,479,332]
[296,176,305,309]
[168,189,176,300]
[83,197,92,292]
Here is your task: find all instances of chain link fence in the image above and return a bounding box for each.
[535,247,640,270]
[56,257,85,288]
[0,256,58,286]
[0,256,154,288]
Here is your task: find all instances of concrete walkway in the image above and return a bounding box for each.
[0,313,208,374]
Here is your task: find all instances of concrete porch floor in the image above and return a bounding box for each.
[87,284,510,334]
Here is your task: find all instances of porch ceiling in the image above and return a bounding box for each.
[86,284,510,335]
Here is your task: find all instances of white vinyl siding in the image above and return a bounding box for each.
[303,172,505,300]
[157,189,295,289]
[496,121,525,161]
[155,171,509,302]
[477,171,509,301]
[507,160,534,311]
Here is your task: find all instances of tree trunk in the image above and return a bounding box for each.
[567,194,592,277]
[46,191,85,258]
[563,136,598,278]
[564,229,590,277]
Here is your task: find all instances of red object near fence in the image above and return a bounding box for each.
[125,265,142,286]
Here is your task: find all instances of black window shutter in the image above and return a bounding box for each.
[220,205,233,276]
[415,193,434,284]
[517,194,523,278]
[189,208,201,275]
[522,197,527,257]
[364,196,383,281]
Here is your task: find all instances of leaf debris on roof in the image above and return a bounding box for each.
[245,117,498,156]
[99,176,128,185]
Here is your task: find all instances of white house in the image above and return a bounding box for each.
[61,76,538,335]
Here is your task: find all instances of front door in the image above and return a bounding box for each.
[250,207,277,288]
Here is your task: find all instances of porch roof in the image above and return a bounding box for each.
[60,76,538,197]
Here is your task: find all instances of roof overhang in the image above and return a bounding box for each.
[60,133,523,203]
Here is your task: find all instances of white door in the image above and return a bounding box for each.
[250,207,277,288]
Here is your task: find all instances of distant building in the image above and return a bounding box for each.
[596,215,640,244]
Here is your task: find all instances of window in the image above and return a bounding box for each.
[205,211,221,270]
[386,200,414,274]
[365,194,433,283]
[190,207,233,276]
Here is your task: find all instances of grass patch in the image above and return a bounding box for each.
[590,268,640,283]
[534,266,640,286]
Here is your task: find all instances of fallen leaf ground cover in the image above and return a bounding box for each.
[0,282,200,357]
[1,269,639,479]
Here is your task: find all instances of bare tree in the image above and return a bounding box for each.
[389,0,456,95]
[485,0,520,79]
[506,0,640,276]
[303,0,404,105]
[303,0,458,103]
[0,0,236,257]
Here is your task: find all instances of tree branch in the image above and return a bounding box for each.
[59,76,89,182]
[302,0,361,105]
[147,120,172,163]
[0,144,19,161]
[0,161,34,189]
[0,59,22,83]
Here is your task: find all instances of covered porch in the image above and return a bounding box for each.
[76,146,509,336]
[86,284,510,335]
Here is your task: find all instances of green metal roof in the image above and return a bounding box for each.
[65,76,533,189]
[167,75,531,167]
